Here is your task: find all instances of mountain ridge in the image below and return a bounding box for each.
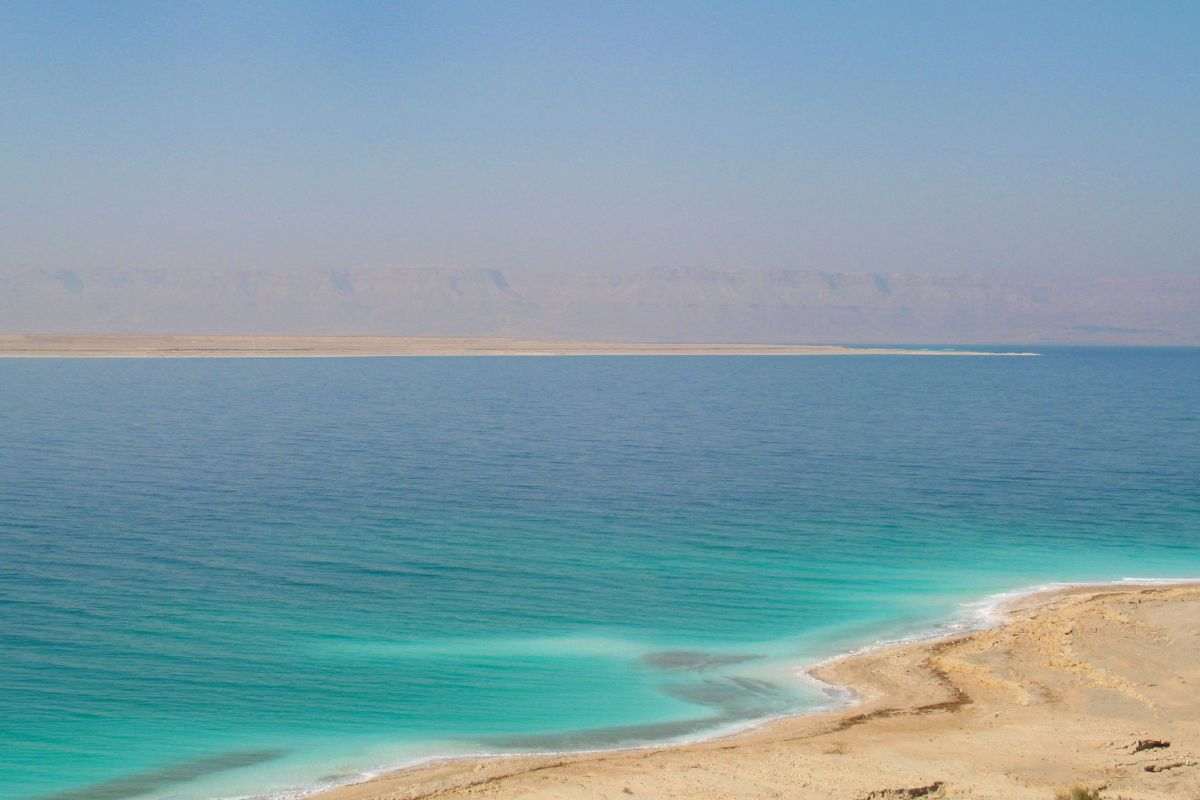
[2,266,1196,344]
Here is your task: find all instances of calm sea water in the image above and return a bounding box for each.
[3,349,1199,800]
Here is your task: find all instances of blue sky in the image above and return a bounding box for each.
[3,1,1197,275]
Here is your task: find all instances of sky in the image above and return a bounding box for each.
[2,1,1198,277]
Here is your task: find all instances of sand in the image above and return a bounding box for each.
[0,335,1037,358]
[312,583,1200,800]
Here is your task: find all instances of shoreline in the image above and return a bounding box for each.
[0,334,1039,359]
[305,579,1200,800]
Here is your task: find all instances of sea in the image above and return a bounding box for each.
[2,347,1198,800]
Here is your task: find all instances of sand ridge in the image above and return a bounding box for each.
[311,583,1200,800]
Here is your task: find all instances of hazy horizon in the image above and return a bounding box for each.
[3,2,1198,340]
[4,265,1199,345]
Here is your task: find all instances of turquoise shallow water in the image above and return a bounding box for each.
[2,348,1199,800]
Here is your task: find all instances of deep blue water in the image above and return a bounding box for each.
[2,349,1198,800]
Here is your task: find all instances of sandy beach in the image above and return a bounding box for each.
[0,335,1036,358]
[313,583,1200,800]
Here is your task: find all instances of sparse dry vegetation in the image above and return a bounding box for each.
[1054,787,1102,800]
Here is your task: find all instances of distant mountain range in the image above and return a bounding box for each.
[2,266,1197,344]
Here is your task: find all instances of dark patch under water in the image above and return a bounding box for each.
[641,650,763,671]
[660,676,793,716]
[35,751,286,800]
[491,673,796,750]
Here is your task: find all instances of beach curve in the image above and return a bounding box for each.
[306,581,1200,800]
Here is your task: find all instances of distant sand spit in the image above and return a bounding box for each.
[0,335,1037,358]
[314,583,1200,800]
